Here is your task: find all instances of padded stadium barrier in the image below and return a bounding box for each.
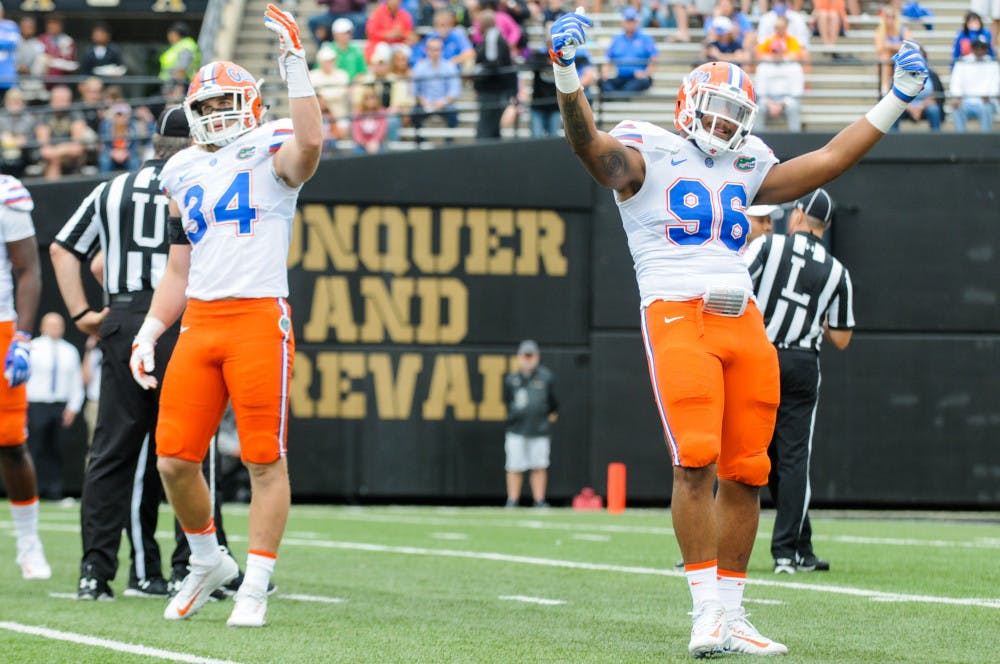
[21,133,1000,507]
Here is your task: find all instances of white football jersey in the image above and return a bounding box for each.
[608,121,779,306]
[160,119,301,301]
[0,175,35,322]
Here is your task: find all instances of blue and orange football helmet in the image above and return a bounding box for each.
[675,62,757,156]
[184,61,265,146]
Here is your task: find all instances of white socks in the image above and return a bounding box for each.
[9,497,39,541]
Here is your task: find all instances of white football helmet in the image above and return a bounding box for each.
[184,61,265,147]
[675,61,758,156]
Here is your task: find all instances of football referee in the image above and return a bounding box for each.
[745,188,855,576]
[50,107,235,599]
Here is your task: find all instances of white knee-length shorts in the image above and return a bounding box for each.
[504,433,551,472]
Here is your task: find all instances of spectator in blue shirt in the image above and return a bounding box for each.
[0,5,20,99]
[412,36,462,142]
[411,9,475,67]
[601,7,658,95]
[952,11,995,66]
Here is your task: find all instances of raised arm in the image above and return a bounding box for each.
[265,4,324,188]
[551,12,645,197]
[756,42,928,204]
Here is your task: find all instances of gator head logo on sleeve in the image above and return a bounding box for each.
[734,155,757,172]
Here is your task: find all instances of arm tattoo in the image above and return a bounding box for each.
[561,91,594,148]
[599,150,629,179]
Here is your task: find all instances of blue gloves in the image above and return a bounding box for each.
[549,11,592,66]
[4,331,31,387]
[890,40,929,103]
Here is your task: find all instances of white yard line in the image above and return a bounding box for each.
[286,512,1000,550]
[572,534,612,542]
[281,537,1000,610]
[282,594,347,604]
[499,595,567,606]
[0,621,244,664]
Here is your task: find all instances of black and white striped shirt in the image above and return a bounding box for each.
[53,160,171,297]
[746,232,855,352]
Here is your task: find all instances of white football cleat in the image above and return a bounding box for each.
[163,547,238,620]
[725,608,788,656]
[689,600,727,658]
[227,585,269,627]
[17,536,51,580]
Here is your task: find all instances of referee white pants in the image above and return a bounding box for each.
[504,433,550,473]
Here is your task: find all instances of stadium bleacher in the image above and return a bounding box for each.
[225,0,979,147]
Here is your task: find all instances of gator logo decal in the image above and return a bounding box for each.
[734,156,756,171]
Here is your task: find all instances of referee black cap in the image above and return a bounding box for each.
[795,188,834,226]
[156,105,190,138]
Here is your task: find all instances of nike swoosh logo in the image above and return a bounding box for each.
[180,326,190,333]
[664,316,685,324]
[710,626,721,638]
[690,580,703,585]
[733,634,771,648]
[177,590,201,616]
[671,158,687,166]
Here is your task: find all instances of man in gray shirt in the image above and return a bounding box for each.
[503,340,558,508]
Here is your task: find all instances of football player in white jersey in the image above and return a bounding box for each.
[0,175,51,581]
[549,11,928,658]
[127,5,321,627]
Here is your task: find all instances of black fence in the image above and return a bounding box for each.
[21,131,1000,507]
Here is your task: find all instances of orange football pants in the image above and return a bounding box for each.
[0,321,28,446]
[156,298,294,465]
[640,298,780,486]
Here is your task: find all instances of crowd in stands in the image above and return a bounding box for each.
[0,0,997,178]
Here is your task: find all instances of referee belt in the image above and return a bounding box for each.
[108,291,154,310]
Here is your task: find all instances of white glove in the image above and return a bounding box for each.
[129,317,165,391]
[129,340,157,390]
[890,40,928,103]
[549,9,592,67]
[264,3,314,98]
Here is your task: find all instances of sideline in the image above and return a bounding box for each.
[0,621,244,664]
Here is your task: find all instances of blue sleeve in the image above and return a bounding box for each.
[645,35,658,58]
[737,14,753,34]
[606,36,623,60]
[951,35,961,62]
[447,63,461,99]
[454,29,472,52]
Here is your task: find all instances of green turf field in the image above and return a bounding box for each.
[2,503,998,663]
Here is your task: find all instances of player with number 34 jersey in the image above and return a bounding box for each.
[159,117,300,301]
[129,4,322,629]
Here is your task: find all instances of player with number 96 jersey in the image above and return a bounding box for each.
[607,120,778,307]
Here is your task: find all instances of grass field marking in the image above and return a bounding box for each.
[0,621,245,664]
[296,511,675,535]
[743,598,785,605]
[430,532,469,540]
[498,595,567,606]
[289,512,1000,549]
[282,594,347,604]
[47,593,79,600]
[571,534,612,542]
[281,538,1000,610]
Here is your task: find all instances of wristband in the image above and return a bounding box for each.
[864,93,907,134]
[552,63,581,95]
[71,308,92,322]
[284,56,315,98]
[135,316,166,343]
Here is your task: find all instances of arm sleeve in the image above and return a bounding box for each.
[168,216,190,245]
[53,182,105,260]
[67,347,85,413]
[826,268,855,330]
